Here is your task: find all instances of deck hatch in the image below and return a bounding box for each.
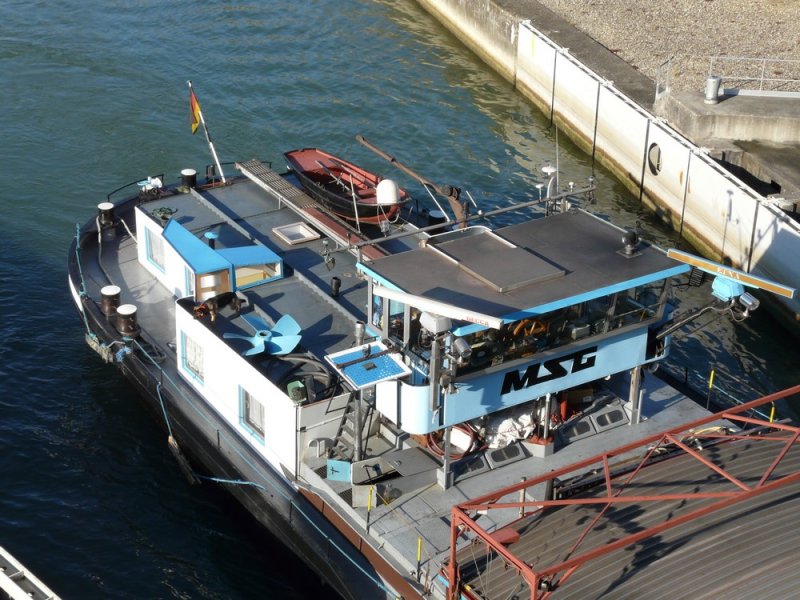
[484,442,529,469]
[430,231,565,292]
[272,222,320,245]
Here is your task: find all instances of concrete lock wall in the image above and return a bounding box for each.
[415,0,519,82]
[515,22,799,313]
[415,2,800,323]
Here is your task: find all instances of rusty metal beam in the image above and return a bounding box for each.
[461,384,800,510]
[446,385,800,599]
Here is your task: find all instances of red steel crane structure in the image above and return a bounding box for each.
[446,384,800,599]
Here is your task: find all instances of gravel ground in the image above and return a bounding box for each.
[536,0,800,92]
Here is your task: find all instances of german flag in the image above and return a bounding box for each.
[190,89,202,135]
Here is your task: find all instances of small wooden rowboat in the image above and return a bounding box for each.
[284,147,409,225]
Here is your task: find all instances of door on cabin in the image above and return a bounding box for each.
[195,268,231,301]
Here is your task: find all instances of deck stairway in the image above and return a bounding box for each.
[329,392,377,462]
[326,394,442,507]
[236,159,389,261]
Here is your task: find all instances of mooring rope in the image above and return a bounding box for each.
[131,339,400,598]
[155,382,174,439]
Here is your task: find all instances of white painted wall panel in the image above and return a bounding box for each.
[594,88,649,182]
[641,122,693,220]
[175,305,299,477]
[516,24,556,107]
[552,54,598,141]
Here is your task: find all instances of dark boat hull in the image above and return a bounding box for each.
[67,198,405,600]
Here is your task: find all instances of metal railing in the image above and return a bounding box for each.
[655,57,672,102]
[446,383,800,600]
[659,362,775,421]
[708,56,800,96]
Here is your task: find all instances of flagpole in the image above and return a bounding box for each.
[187,80,226,184]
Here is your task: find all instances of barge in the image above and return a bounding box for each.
[68,138,800,598]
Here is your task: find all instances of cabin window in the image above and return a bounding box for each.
[369,283,403,338]
[371,293,384,328]
[196,268,231,302]
[145,228,166,272]
[180,331,204,383]
[184,266,195,297]
[613,281,668,326]
[240,387,265,441]
[453,283,670,376]
[234,263,279,289]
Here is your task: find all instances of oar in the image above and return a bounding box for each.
[356,134,468,225]
[315,160,346,189]
[356,135,456,197]
[316,159,361,230]
[328,157,377,189]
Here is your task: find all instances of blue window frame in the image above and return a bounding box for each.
[145,228,166,273]
[180,331,204,384]
[239,386,265,442]
[184,266,194,297]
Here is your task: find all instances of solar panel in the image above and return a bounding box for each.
[325,342,411,389]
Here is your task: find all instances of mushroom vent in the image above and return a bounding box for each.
[619,229,641,258]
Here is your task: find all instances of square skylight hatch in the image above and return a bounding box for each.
[272,222,320,245]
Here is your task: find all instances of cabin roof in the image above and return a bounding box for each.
[162,218,231,274]
[162,218,282,276]
[217,245,281,267]
[360,211,689,323]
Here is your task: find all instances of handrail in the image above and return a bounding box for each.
[708,56,800,92]
[659,362,773,420]
[446,383,800,599]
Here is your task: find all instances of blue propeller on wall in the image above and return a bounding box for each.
[224,310,302,356]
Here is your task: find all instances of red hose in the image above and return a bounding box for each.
[425,423,475,460]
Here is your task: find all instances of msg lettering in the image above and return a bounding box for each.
[500,346,598,395]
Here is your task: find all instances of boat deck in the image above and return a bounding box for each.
[300,373,728,588]
[84,164,425,369]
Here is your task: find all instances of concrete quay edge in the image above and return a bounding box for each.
[417,0,800,197]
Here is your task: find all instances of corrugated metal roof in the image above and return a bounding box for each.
[457,432,800,599]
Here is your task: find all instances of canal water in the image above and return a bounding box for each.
[1,0,797,598]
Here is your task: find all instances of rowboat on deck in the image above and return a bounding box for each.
[284,147,410,225]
